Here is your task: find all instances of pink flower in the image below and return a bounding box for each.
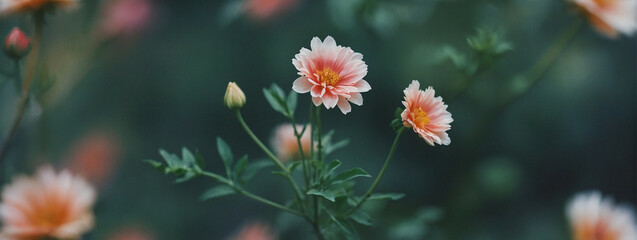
[99,0,153,39]
[4,27,30,60]
[569,0,637,38]
[271,124,311,162]
[567,191,637,240]
[66,130,121,188]
[0,166,96,240]
[228,222,276,240]
[243,0,297,21]
[400,80,452,146]
[292,36,371,114]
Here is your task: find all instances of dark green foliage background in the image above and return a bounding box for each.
[0,0,635,239]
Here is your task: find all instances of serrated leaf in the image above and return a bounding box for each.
[217,137,233,176]
[349,211,373,226]
[308,189,336,202]
[200,185,236,201]
[368,193,405,201]
[333,168,371,183]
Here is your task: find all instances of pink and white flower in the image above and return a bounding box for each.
[292,36,371,114]
[400,80,452,146]
[271,124,311,162]
[567,191,637,240]
[0,166,96,240]
[569,0,637,38]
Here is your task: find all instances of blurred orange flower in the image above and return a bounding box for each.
[401,80,453,146]
[569,0,637,38]
[228,221,276,240]
[292,36,371,114]
[271,124,311,162]
[243,0,297,20]
[0,166,96,240]
[567,191,637,240]
[0,0,78,15]
[67,130,121,187]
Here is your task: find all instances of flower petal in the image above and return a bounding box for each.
[348,92,363,106]
[292,76,313,93]
[337,96,352,114]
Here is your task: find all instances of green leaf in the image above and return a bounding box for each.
[217,137,233,176]
[159,149,181,166]
[241,160,274,184]
[175,171,197,183]
[349,211,373,226]
[234,155,248,178]
[143,159,164,170]
[307,189,336,202]
[287,161,303,172]
[333,168,371,183]
[325,160,342,177]
[368,193,405,201]
[200,185,236,201]
[325,139,350,155]
[263,88,287,116]
[194,149,206,169]
[394,107,403,119]
[326,211,358,239]
[286,90,298,116]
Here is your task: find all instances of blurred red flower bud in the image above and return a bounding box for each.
[4,27,31,60]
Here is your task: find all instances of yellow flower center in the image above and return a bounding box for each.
[411,107,430,129]
[318,68,340,86]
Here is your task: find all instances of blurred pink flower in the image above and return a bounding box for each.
[0,166,96,240]
[0,0,78,15]
[567,191,637,240]
[292,36,370,114]
[109,228,155,240]
[99,0,153,39]
[569,0,637,38]
[243,0,297,20]
[228,222,276,240]
[67,130,121,187]
[271,124,311,162]
[401,80,452,146]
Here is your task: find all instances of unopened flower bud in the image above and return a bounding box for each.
[4,27,31,60]
[224,82,246,110]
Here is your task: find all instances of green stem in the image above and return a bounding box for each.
[233,110,307,213]
[349,127,405,214]
[199,171,304,217]
[0,14,44,165]
[289,116,310,190]
[316,107,323,163]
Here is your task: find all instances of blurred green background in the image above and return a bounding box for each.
[0,0,635,239]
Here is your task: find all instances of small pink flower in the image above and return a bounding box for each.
[66,130,121,187]
[228,221,276,240]
[569,0,637,38]
[0,166,96,240]
[243,0,297,21]
[400,80,452,146]
[567,191,637,240]
[4,27,30,60]
[292,36,371,114]
[271,124,311,162]
[99,0,153,39]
